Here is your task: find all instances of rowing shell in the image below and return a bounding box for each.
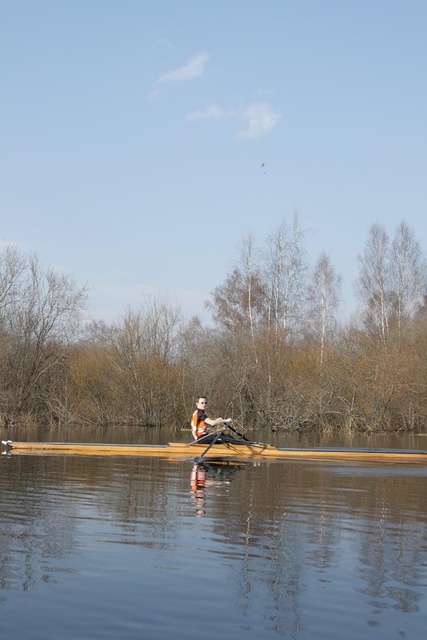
[2,440,427,463]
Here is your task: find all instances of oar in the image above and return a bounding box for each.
[226,423,251,442]
[225,423,268,447]
[195,430,224,463]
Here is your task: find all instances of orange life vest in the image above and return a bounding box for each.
[191,409,208,439]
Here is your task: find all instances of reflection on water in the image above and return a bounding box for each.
[1,433,427,640]
[190,460,245,516]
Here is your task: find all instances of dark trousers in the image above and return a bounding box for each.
[196,433,241,445]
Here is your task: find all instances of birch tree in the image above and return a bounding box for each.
[263,213,307,337]
[206,234,265,336]
[306,252,341,365]
[389,221,427,340]
[356,222,427,346]
[355,224,390,344]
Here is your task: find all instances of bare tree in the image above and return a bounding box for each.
[240,234,261,346]
[306,252,342,365]
[389,221,427,340]
[0,244,26,313]
[0,250,87,422]
[99,296,184,426]
[356,221,427,347]
[355,224,390,345]
[263,213,308,337]
[206,234,265,336]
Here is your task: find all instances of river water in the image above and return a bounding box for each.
[1,427,427,640]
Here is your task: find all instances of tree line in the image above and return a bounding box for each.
[1,215,427,434]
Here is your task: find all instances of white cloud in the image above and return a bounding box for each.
[186,101,281,139]
[157,51,209,84]
[236,102,281,139]
[186,103,233,122]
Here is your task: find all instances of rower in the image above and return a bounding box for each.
[191,396,236,444]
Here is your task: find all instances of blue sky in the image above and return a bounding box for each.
[1,0,426,323]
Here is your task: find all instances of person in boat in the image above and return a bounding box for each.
[191,396,236,444]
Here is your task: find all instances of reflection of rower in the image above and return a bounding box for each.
[190,462,207,516]
[190,459,245,516]
[191,462,207,490]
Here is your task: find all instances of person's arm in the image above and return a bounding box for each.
[204,417,232,428]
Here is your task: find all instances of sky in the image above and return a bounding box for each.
[1,0,426,324]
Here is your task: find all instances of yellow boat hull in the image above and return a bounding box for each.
[3,440,427,463]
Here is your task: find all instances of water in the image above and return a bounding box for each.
[1,431,427,639]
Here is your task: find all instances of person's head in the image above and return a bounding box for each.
[196,396,208,410]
